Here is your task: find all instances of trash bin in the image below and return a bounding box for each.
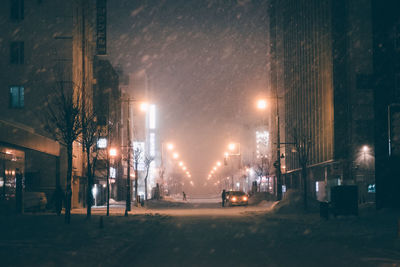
[320,201,329,219]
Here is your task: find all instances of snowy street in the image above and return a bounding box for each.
[1,197,399,267]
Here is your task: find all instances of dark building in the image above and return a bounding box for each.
[372,0,400,209]
[267,0,375,202]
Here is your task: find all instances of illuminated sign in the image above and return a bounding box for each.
[96,0,107,55]
[97,138,107,149]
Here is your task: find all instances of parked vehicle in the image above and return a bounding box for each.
[225,191,248,206]
[24,192,47,211]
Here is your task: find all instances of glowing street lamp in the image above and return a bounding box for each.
[167,143,174,151]
[217,161,221,167]
[179,161,184,167]
[173,152,179,159]
[140,102,149,112]
[257,99,267,110]
[109,148,117,157]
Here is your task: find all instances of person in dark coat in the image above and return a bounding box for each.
[221,189,226,207]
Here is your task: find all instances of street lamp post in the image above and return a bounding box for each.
[275,95,282,201]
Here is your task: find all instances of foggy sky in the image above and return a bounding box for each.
[108,0,270,193]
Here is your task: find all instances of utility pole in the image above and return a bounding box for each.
[125,104,131,216]
[276,92,282,201]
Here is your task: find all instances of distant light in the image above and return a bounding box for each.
[182,166,187,171]
[140,102,148,112]
[228,143,236,151]
[110,167,116,178]
[109,148,117,157]
[167,143,174,150]
[257,99,267,110]
[362,145,369,152]
[179,161,184,166]
[217,161,221,166]
[213,167,217,171]
[102,184,107,188]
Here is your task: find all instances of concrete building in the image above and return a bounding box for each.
[267,0,375,202]
[372,0,400,209]
[0,0,104,209]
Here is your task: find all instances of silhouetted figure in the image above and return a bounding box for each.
[15,168,23,214]
[221,189,226,207]
[53,186,64,216]
[182,191,186,201]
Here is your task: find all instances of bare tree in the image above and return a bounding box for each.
[133,147,142,205]
[143,156,154,201]
[78,102,106,219]
[291,127,312,211]
[43,81,82,224]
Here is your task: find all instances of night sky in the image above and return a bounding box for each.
[108,0,270,192]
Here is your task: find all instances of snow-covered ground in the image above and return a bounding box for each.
[0,195,399,266]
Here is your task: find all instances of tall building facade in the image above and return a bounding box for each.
[268,0,375,202]
[372,0,400,209]
[0,0,111,209]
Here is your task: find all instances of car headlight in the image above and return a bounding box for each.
[232,197,237,202]
[242,196,248,201]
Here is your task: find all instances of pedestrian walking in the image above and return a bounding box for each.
[221,189,226,207]
[182,191,186,201]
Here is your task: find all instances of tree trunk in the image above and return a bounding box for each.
[145,172,148,201]
[65,144,73,224]
[302,165,308,211]
[134,161,138,206]
[86,151,92,219]
[106,155,110,216]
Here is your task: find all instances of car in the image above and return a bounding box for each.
[24,192,47,212]
[225,191,248,206]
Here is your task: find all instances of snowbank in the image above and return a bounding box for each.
[272,189,320,214]
[248,192,275,205]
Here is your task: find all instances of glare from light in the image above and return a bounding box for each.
[140,102,148,112]
[217,161,221,166]
[167,143,174,150]
[257,99,267,110]
[173,153,179,159]
[109,148,117,157]
[228,143,236,151]
[224,152,229,157]
[362,145,369,152]
[213,166,217,171]
[182,166,187,171]
[179,161,184,166]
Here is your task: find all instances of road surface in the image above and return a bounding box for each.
[0,196,399,266]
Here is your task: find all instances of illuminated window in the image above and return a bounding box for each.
[10,86,24,108]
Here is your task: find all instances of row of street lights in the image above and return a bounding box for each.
[162,142,194,192]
